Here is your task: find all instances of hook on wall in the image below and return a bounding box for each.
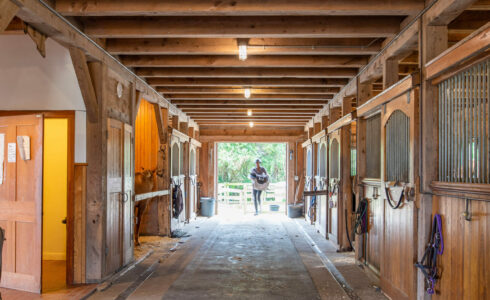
[463,198,472,221]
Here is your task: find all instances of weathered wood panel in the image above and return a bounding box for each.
[432,195,490,300]
[73,164,87,284]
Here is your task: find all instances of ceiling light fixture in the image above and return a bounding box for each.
[247,109,253,116]
[244,88,251,99]
[249,121,254,128]
[237,38,249,61]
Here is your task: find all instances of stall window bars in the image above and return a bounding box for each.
[318,144,327,177]
[329,138,340,179]
[438,59,489,183]
[366,114,381,178]
[386,110,410,183]
[306,148,313,177]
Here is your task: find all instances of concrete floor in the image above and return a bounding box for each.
[87,213,386,300]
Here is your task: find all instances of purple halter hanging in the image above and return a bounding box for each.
[415,214,444,294]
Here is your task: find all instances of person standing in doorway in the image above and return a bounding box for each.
[249,159,269,215]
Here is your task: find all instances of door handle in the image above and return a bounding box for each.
[61,218,67,224]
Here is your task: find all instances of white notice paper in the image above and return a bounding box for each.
[8,143,16,163]
[17,136,30,160]
[0,134,4,184]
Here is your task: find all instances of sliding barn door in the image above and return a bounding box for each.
[106,119,133,274]
[122,124,133,265]
[328,131,340,244]
[0,114,43,293]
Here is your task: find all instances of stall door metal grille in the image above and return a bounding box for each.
[438,59,489,183]
[329,138,340,179]
[366,114,381,178]
[385,110,410,183]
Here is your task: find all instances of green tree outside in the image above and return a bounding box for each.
[217,143,286,183]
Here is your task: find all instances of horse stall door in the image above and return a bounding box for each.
[315,141,328,237]
[0,114,43,293]
[327,131,341,245]
[380,90,418,300]
[122,124,133,265]
[189,148,197,220]
[304,144,313,222]
[106,119,124,275]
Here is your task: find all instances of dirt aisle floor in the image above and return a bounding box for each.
[85,213,385,300]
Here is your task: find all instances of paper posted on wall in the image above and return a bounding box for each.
[7,143,15,163]
[17,136,30,161]
[0,134,4,184]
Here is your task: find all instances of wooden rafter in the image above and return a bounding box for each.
[165,94,333,100]
[69,47,99,122]
[56,0,424,16]
[157,87,340,94]
[136,67,358,78]
[0,0,19,32]
[147,78,348,87]
[122,55,368,68]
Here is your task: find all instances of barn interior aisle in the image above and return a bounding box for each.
[0,0,488,299]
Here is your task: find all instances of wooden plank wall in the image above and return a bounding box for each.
[432,196,489,300]
[73,164,87,284]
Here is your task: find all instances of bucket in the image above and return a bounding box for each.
[269,204,280,212]
[287,204,303,218]
[200,197,216,217]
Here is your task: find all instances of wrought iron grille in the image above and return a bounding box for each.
[386,110,410,182]
[438,59,489,183]
[366,114,381,178]
[329,138,340,179]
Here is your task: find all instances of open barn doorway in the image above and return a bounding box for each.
[217,143,287,216]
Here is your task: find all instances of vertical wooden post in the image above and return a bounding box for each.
[188,127,195,139]
[179,122,189,135]
[417,20,448,299]
[329,107,342,123]
[308,127,314,139]
[157,107,170,235]
[339,121,352,251]
[383,58,399,89]
[314,122,322,135]
[171,115,179,130]
[296,142,305,203]
[357,78,374,106]
[287,142,295,207]
[322,115,329,130]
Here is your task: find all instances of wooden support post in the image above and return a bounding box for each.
[69,47,99,122]
[355,115,366,261]
[179,122,189,136]
[322,115,329,130]
[329,107,342,123]
[342,97,354,115]
[383,58,399,89]
[287,142,295,208]
[195,130,200,140]
[171,115,179,129]
[0,0,19,33]
[183,140,190,221]
[188,127,195,139]
[339,121,352,251]
[308,127,314,139]
[357,78,374,106]
[314,122,321,135]
[417,20,448,299]
[156,106,170,235]
[153,103,168,144]
[295,142,305,203]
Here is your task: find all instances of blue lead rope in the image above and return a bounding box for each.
[415,214,444,295]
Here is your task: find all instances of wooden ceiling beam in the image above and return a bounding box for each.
[157,87,340,94]
[176,105,324,109]
[187,113,317,117]
[136,67,358,78]
[56,0,424,16]
[166,94,333,100]
[106,38,382,55]
[148,78,348,87]
[193,116,311,120]
[83,16,402,38]
[184,110,318,114]
[196,121,307,125]
[171,100,328,105]
[122,55,368,68]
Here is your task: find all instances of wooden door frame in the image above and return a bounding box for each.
[0,111,76,286]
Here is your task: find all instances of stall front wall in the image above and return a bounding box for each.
[315,139,328,237]
[327,131,341,245]
[170,135,186,228]
[304,143,314,223]
[429,57,490,300]
[379,89,419,300]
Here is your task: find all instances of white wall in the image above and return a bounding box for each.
[0,35,87,163]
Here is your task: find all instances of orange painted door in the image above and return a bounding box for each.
[0,114,43,293]
[106,119,124,275]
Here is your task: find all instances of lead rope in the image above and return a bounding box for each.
[415,214,444,295]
